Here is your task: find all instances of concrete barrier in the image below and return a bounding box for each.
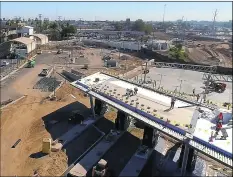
[0,95,27,110]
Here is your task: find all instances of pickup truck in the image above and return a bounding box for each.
[38,68,49,76]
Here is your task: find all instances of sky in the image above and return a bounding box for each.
[1,1,232,22]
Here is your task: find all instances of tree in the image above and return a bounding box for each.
[60,25,77,38]
[132,19,145,31]
[49,22,58,30]
[113,22,123,31]
[169,44,187,60]
[144,24,153,35]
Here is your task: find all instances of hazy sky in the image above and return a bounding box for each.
[1,1,232,21]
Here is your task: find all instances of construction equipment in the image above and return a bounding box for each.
[206,81,226,93]
[37,50,42,54]
[38,68,49,77]
[27,59,35,68]
[92,159,110,177]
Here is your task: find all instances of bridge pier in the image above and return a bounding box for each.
[179,140,197,176]
[94,98,107,117]
[89,95,95,119]
[142,126,158,148]
[115,110,130,131]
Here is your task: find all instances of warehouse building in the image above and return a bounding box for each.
[29,34,49,45]
[11,37,36,58]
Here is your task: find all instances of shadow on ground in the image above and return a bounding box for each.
[139,142,182,177]
[30,151,48,159]
[41,101,91,140]
[36,101,120,166]
[86,130,141,177]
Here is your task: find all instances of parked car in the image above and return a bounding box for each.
[38,68,49,76]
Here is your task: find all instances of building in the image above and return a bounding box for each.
[17,26,34,36]
[29,34,49,45]
[11,37,36,57]
[147,40,171,51]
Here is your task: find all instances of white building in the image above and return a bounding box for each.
[17,26,34,36]
[147,40,171,51]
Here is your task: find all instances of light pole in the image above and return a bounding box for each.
[158,73,165,88]
[178,79,186,94]
[162,4,167,28]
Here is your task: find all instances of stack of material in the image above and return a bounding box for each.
[33,77,61,92]
[42,138,51,154]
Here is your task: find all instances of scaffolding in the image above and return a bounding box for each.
[153,62,217,73]
[202,73,232,82]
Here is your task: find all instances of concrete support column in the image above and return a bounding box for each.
[181,140,190,176]
[115,111,129,131]
[89,95,96,119]
[142,126,157,148]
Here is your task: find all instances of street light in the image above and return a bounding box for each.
[158,73,166,88]
[178,79,186,94]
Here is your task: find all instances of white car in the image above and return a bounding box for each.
[1,61,10,66]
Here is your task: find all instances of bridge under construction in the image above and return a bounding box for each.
[64,71,232,176]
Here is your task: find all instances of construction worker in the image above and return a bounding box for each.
[170,96,176,109]
[215,113,223,136]
[192,88,195,96]
[203,93,207,103]
[134,87,138,95]
[217,112,223,124]
[215,122,222,136]
[196,94,200,102]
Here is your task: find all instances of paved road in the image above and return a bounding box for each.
[0,53,61,102]
[137,67,232,104]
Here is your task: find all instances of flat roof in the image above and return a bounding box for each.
[11,37,33,45]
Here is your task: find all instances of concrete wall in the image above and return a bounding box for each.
[82,39,142,51]
[26,41,36,53]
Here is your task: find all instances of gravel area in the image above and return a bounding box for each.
[33,77,61,92]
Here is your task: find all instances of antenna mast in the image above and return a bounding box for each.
[212,9,218,37]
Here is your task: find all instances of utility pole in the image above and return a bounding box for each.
[38,14,42,33]
[162,4,167,29]
[178,79,186,95]
[143,61,148,84]
[53,64,56,97]
[212,9,218,38]
[158,73,165,88]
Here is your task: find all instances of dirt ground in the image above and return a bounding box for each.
[1,80,145,176]
[186,41,232,67]
[0,84,89,176]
